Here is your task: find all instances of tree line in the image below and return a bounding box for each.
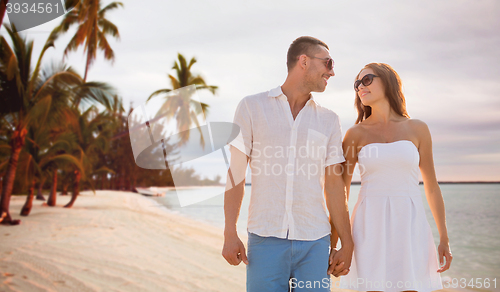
[0,0,220,225]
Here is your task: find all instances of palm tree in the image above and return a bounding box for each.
[0,24,61,225]
[19,130,84,215]
[63,106,115,208]
[0,24,116,224]
[54,0,123,82]
[147,53,218,146]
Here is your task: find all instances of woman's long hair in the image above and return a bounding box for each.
[355,63,410,124]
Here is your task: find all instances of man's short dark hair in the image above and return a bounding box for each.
[286,36,329,71]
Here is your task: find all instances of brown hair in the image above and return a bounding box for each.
[286,36,329,71]
[355,63,409,124]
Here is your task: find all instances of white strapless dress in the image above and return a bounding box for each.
[340,140,443,292]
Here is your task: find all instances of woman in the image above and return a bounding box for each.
[339,63,452,292]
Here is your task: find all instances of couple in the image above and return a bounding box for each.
[222,36,452,292]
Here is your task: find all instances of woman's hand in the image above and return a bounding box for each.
[437,241,452,272]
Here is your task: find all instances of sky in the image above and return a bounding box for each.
[3,0,500,182]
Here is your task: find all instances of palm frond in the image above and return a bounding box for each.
[187,57,197,70]
[63,26,85,57]
[4,24,31,104]
[53,10,79,34]
[23,94,52,129]
[189,76,207,86]
[93,166,115,174]
[96,31,115,61]
[73,81,116,110]
[97,18,120,38]
[41,154,85,177]
[0,36,19,81]
[0,35,23,114]
[63,0,79,12]
[98,2,123,18]
[177,53,187,70]
[189,99,210,117]
[147,88,172,102]
[29,25,61,94]
[168,74,181,89]
[196,84,218,95]
[34,66,82,102]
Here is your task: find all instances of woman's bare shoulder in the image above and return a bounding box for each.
[405,119,432,146]
[344,123,366,145]
[406,118,430,133]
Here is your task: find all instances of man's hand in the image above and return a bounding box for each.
[222,232,249,266]
[327,248,350,277]
[328,245,353,277]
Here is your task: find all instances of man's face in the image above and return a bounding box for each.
[304,46,335,93]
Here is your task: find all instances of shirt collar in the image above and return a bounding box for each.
[268,86,319,106]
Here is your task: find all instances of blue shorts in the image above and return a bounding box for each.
[246,232,331,292]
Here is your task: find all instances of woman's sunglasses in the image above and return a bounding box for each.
[354,74,378,92]
[309,56,334,71]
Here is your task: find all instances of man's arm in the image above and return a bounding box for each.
[222,146,249,265]
[330,126,359,260]
[324,163,354,276]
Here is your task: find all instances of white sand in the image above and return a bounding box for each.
[0,191,455,292]
[0,191,246,291]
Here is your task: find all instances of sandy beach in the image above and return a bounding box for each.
[0,190,460,292]
[0,191,246,291]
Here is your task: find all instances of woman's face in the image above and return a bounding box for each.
[356,68,385,106]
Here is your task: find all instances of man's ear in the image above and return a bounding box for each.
[298,54,308,70]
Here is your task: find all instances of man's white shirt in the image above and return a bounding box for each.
[230,86,345,240]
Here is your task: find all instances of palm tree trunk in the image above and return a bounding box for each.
[120,170,125,190]
[62,183,68,195]
[125,169,131,191]
[36,177,46,200]
[64,170,80,208]
[0,0,8,28]
[0,128,26,225]
[77,46,94,109]
[20,179,36,216]
[47,169,57,206]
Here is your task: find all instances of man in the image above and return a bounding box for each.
[222,36,353,291]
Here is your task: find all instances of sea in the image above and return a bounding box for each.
[151,183,500,290]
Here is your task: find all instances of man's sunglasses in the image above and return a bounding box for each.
[354,74,378,92]
[309,56,334,71]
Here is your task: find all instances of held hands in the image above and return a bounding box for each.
[222,232,249,266]
[437,241,452,272]
[327,247,353,277]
